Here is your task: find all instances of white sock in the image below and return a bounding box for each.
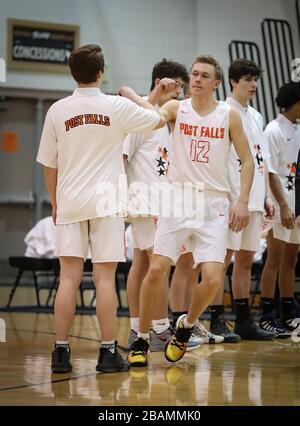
[138,332,150,341]
[130,317,139,333]
[56,340,69,345]
[183,317,195,329]
[152,318,170,334]
[55,340,69,351]
[102,340,115,353]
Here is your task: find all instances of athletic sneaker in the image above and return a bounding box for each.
[96,341,130,373]
[165,314,193,363]
[150,328,173,352]
[186,333,203,351]
[210,315,241,343]
[259,313,291,339]
[194,320,224,344]
[51,345,72,374]
[127,329,138,348]
[282,317,300,332]
[234,318,275,340]
[128,337,150,367]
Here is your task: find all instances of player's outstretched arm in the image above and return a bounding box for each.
[118,86,166,129]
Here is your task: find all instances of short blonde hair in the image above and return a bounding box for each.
[192,55,222,80]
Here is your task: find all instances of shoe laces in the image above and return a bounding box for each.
[54,346,69,362]
[130,337,149,354]
[170,336,186,351]
[285,318,300,329]
[194,321,210,338]
[175,317,193,342]
[260,316,279,332]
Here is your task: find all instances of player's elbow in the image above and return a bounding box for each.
[153,115,167,129]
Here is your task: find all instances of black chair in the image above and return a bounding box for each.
[7,256,131,315]
[7,256,59,308]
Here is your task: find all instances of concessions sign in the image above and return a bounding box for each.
[7,18,80,73]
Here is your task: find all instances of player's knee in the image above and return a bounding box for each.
[147,262,168,284]
[205,276,221,292]
[266,254,281,269]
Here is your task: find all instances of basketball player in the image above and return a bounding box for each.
[123,59,189,351]
[36,44,173,373]
[122,55,254,366]
[259,81,300,333]
[210,59,277,341]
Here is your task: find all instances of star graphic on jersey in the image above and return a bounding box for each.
[158,147,169,161]
[254,144,261,153]
[156,157,166,168]
[291,162,297,174]
[255,153,264,168]
[162,147,168,161]
[286,174,294,184]
[286,184,294,191]
[288,162,297,174]
[158,168,165,176]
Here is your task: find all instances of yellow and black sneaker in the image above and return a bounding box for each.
[128,337,150,367]
[165,314,193,363]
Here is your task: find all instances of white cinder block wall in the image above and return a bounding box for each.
[0,0,298,94]
[195,0,299,95]
[0,0,197,94]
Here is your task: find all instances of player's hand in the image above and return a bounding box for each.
[52,206,57,225]
[264,196,275,219]
[280,205,295,229]
[153,78,179,97]
[229,200,249,232]
[295,215,300,229]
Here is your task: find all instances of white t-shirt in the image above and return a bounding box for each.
[265,114,300,221]
[168,98,231,192]
[123,102,170,216]
[226,97,265,212]
[37,88,160,224]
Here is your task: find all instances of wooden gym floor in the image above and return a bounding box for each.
[1,312,300,406]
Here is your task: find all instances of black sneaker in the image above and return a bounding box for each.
[96,341,130,373]
[210,315,241,343]
[51,345,72,373]
[234,318,276,340]
[259,313,291,339]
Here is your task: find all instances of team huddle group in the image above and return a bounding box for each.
[36,44,300,374]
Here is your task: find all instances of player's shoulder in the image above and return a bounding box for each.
[49,93,81,113]
[218,100,231,113]
[264,117,279,133]
[264,118,283,142]
[248,105,263,121]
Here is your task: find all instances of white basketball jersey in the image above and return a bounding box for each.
[167,99,231,193]
[226,97,265,212]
